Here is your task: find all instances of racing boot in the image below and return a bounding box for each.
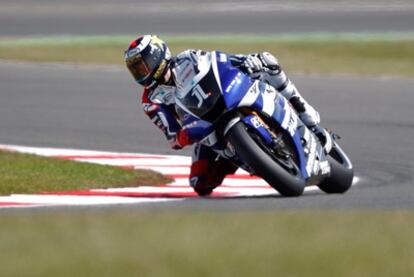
[190,153,238,196]
[283,90,330,150]
[288,95,320,127]
[309,124,328,146]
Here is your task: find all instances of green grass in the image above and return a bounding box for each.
[0,211,412,277]
[0,150,172,195]
[1,34,414,77]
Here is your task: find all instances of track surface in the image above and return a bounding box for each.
[1,0,414,35]
[1,62,413,210]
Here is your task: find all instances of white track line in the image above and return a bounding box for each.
[0,144,360,208]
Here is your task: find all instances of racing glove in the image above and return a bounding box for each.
[242,54,264,74]
[241,52,282,75]
[170,129,193,150]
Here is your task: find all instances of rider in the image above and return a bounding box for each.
[125,34,322,196]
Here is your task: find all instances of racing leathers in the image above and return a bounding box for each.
[141,50,320,195]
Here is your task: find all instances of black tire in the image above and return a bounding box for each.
[227,122,305,197]
[317,143,354,194]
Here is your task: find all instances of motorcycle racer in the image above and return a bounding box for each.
[125,34,322,196]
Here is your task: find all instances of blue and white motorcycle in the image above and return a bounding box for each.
[173,51,354,196]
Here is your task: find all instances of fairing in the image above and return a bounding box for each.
[174,51,328,179]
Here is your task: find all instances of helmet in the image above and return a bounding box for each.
[125,35,171,88]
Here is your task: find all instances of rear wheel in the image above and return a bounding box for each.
[226,121,305,197]
[317,143,354,193]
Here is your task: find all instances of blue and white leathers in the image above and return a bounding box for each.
[174,51,329,180]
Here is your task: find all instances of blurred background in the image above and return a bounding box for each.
[1,0,414,35]
[1,1,414,276]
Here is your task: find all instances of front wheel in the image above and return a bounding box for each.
[226,121,305,197]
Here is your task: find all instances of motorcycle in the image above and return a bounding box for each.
[173,51,354,196]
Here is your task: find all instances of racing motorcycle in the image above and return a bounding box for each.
[173,51,354,196]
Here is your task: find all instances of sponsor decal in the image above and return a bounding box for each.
[189,177,199,187]
[319,160,331,175]
[306,136,317,175]
[225,72,242,93]
[150,85,175,105]
[286,113,298,137]
[219,53,227,62]
[174,60,196,91]
[191,85,211,108]
[126,48,140,58]
[250,116,263,129]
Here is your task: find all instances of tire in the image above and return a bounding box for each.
[317,143,354,194]
[226,121,305,197]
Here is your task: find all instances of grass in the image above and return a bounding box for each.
[0,211,412,277]
[0,150,172,195]
[0,34,414,77]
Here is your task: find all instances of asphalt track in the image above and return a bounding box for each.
[1,61,413,210]
[1,0,414,36]
[1,0,413,209]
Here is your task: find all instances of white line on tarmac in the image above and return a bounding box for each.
[0,144,361,208]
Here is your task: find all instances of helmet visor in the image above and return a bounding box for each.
[126,43,164,84]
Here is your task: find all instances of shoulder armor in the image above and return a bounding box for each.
[175,49,207,65]
[148,85,176,105]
